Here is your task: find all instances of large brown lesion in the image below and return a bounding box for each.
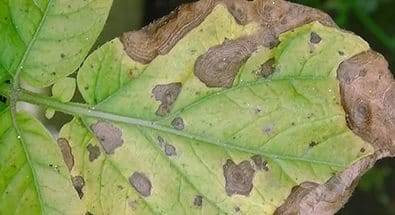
[194,37,258,88]
[120,0,216,64]
[339,51,395,152]
[120,0,335,66]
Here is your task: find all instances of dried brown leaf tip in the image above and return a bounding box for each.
[275,155,380,215]
[223,159,255,196]
[338,51,395,151]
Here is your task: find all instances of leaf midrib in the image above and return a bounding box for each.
[11,85,347,168]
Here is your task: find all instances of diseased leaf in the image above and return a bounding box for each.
[0,0,113,87]
[0,108,84,214]
[46,77,76,119]
[57,5,375,214]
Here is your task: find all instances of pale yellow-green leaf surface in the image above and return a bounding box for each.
[57,5,373,215]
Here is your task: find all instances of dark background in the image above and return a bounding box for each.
[97,0,395,214]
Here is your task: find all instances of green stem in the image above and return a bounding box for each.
[0,83,344,167]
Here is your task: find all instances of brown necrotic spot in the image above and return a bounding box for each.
[262,123,275,134]
[129,172,152,197]
[223,159,255,196]
[194,38,257,88]
[310,32,322,44]
[157,136,177,156]
[152,82,182,116]
[120,0,216,64]
[128,199,139,210]
[157,136,165,147]
[251,155,268,171]
[309,141,319,147]
[171,117,185,130]
[193,195,203,207]
[57,138,74,171]
[164,143,177,156]
[72,176,85,199]
[87,144,101,162]
[90,121,124,154]
[257,58,276,78]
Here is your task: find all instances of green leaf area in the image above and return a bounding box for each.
[0,108,83,214]
[0,0,113,87]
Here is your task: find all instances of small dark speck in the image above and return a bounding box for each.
[338,51,345,56]
[307,113,314,119]
[309,141,319,147]
[235,207,241,212]
[310,32,322,44]
[60,53,66,58]
[193,195,203,207]
[360,148,366,153]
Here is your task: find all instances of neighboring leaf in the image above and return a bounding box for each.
[58,5,374,214]
[0,0,113,87]
[0,108,84,214]
[45,77,76,119]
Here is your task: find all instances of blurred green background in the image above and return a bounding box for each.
[97,0,395,214]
